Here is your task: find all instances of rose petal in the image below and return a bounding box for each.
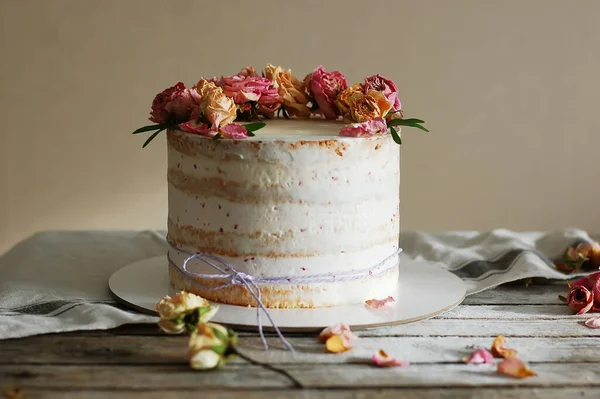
[365,296,395,309]
[497,357,537,379]
[318,323,357,342]
[178,121,216,137]
[339,117,388,138]
[585,317,600,328]
[463,348,494,364]
[372,349,410,368]
[219,123,249,139]
[325,334,353,353]
[490,336,518,358]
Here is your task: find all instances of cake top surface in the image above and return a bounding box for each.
[224,118,345,141]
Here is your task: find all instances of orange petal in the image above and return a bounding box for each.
[365,296,395,309]
[497,357,537,378]
[372,349,410,367]
[325,334,353,353]
[491,335,518,358]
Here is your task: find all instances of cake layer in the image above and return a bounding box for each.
[166,119,400,307]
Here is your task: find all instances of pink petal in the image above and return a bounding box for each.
[365,296,395,309]
[585,317,600,328]
[178,121,215,137]
[219,123,249,139]
[339,117,388,137]
[372,350,409,368]
[463,348,494,364]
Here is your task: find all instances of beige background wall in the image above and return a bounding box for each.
[1,0,599,254]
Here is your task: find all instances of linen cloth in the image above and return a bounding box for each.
[0,228,594,339]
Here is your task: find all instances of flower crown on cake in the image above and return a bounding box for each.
[133,64,427,148]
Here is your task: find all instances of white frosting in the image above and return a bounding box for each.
[167,119,400,307]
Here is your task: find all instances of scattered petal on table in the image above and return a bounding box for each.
[318,323,357,342]
[491,335,518,358]
[463,348,494,364]
[365,296,395,309]
[325,334,353,353]
[497,357,537,379]
[372,349,410,368]
[585,317,600,328]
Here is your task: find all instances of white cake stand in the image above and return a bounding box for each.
[109,254,466,332]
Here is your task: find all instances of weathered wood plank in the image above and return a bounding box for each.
[440,304,579,320]
[463,283,567,305]
[6,387,596,399]
[2,363,600,390]
[1,335,599,365]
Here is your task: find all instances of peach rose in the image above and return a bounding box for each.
[265,64,310,117]
[200,86,237,128]
[335,83,363,117]
[348,90,393,123]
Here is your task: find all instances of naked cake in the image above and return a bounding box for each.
[133,64,427,308]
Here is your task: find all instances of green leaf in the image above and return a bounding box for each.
[213,133,222,140]
[212,326,229,343]
[247,130,256,137]
[210,344,228,356]
[390,126,402,145]
[412,124,430,132]
[243,122,266,132]
[387,118,429,133]
[133,124,165,134]
[142,128,165,148]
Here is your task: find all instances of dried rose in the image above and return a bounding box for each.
[149,82,186,124]
[566,285,594,315]
[335,83,364,117]
[363,74,401,112]
[463,348,494,364]
[188,322,237,370]
[318,323,357,353]
[201,87,237,129]
[156,291,218,334]
[238,65,258,77]
[164,86,202,122]
[304,66,348,120]
[497,357,537,379]
[339,117,388,138]
[365,296,395,309]
[559,242,600,273]
[264,64,310,117]
[372,349,410,368]
[218,75,279,105]
[346,91,393,123]
[490,336,518,358]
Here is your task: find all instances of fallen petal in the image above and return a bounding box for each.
[585,317,600,328]
[463,348,494,364]
[497,357,537,378]
[372,349,410,368]
[325,334,353,353]
[318,323,357,342]
[491,336,518,358]
[365,296,395,309]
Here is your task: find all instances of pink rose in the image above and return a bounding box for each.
[149,82,185,124]
[219,123,248,139]
[165,86,202,122]
[570,271,600,311]
[257,86,282,118]
[339,117,388,137]
[363,74,401,112]
[217,75,278,104]
[304,66,348,120]
[567,285,594,315]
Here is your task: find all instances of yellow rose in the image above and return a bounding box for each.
[265,64,310,117]
[348,90,393,123]
[155,291,218,335]
[188,323,237,370]
[195,79,220,97]
[335,84,363,118]
[201,88,237,128]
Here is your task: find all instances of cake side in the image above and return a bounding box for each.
[167,119,400,308]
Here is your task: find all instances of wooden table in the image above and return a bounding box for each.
[1,281,598,398]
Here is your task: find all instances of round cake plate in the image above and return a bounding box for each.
[109,255,466,332]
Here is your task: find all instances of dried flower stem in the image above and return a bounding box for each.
[232,349,303,389]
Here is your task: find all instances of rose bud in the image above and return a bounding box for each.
[566,285,594,315]
[155,291,219,334]
[188,322,237,370]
